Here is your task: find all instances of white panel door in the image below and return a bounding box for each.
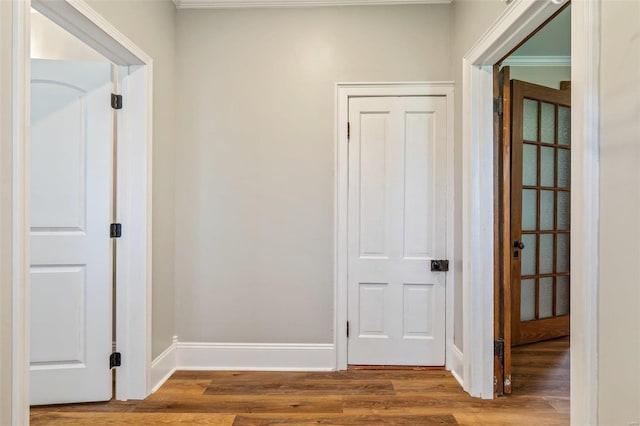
[30,59,113,405]
[347,96,447,366]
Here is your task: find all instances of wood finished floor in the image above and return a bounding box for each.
[31,337,569,425]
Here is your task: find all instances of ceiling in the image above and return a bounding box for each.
[511,6,571,58]
[173,0,452,8]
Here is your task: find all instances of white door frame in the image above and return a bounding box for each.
[334,82,455,371]
[461,0,599,424]
[8,0,153,423]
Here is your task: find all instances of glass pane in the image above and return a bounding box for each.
[556,276,570,316]
[557,233,570,273]
[540,190,555,230]
[521,279,536,321]
[521,234,537,276]
[557,191,570,230]
[541,147,555,187]
[539,277,554,319]
[558,106,571,146]
[523,144,538,186]
[523,99,539,141]
[539,233,554,274]
[541,102,556,143]
[558,148,570,188]
[522,189,538,231]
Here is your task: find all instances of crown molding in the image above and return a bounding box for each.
[174,0,451,9]
[502,55,571,66]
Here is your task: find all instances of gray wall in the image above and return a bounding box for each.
[451,0,507,350]
[86,0,177,359]
[174,5,452,343]
[598,0,640,423]
[31,12,105,61]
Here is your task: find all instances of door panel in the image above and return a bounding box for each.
[511,79,571,346]
[347,96,447,366]
[30,59,113,405]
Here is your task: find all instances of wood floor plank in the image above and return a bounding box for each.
[172,371,308,383]
[307,370,453,381]
[133,396,344,414]
[204,381,395,396]
[30,412,235,425]
[453,411,568,426]
[232,414,458,425]
[31,400,138,413]
[342,394,556,413]
[391,378,466,394]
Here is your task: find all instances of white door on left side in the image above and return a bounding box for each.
[30,59,114,405]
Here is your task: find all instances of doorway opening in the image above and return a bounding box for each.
[493,3,571,399]
[29,7,118,405]
[10,0,153,421]
[334,83,455,372]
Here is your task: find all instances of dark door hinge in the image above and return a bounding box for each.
[494,339,505,361]
[346,321,350,338]
[494,98,503,116]
[347,122,350,140]
[110,223,122,238]
[111,93,123,110]
[110,352,121,369]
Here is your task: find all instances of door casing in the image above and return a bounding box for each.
[8,0,153,422]
[462,1,600,425]
[334,82,455,372]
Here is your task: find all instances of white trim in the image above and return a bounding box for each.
[150,337,177,393]
[461,0,566,400]
[31,0,148,65]
[11,2,31,424]
[334,82,455,371]
[570,1,600,424]
[0,3,13,425]
[174,0,451,9]
[114,63,154,401]
[462,0,599,418]
[176,342,335,371]
[450,344,464,387]
[502,55,571,67]
[11,0,153,420]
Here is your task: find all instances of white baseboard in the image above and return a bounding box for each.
[176,342,335,371]
[148,340,335,394]
[149,338,177,393]
[450,344,464,387]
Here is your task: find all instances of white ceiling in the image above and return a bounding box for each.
[174,0,452,9]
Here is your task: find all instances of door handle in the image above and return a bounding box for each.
[431,260,449,272]
[513,240,525,250]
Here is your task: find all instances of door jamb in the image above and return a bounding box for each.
[334,82,455,371]
[10,1,153,422]
[462,1,599,424]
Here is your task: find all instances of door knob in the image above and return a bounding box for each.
[513,240,525,250]
[431,260,449,272]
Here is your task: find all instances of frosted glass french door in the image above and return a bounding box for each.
[510,79,571,346]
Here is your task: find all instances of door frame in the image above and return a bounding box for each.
[462,0,599,424]
[6,0,153,423]
[334,82,455,371]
